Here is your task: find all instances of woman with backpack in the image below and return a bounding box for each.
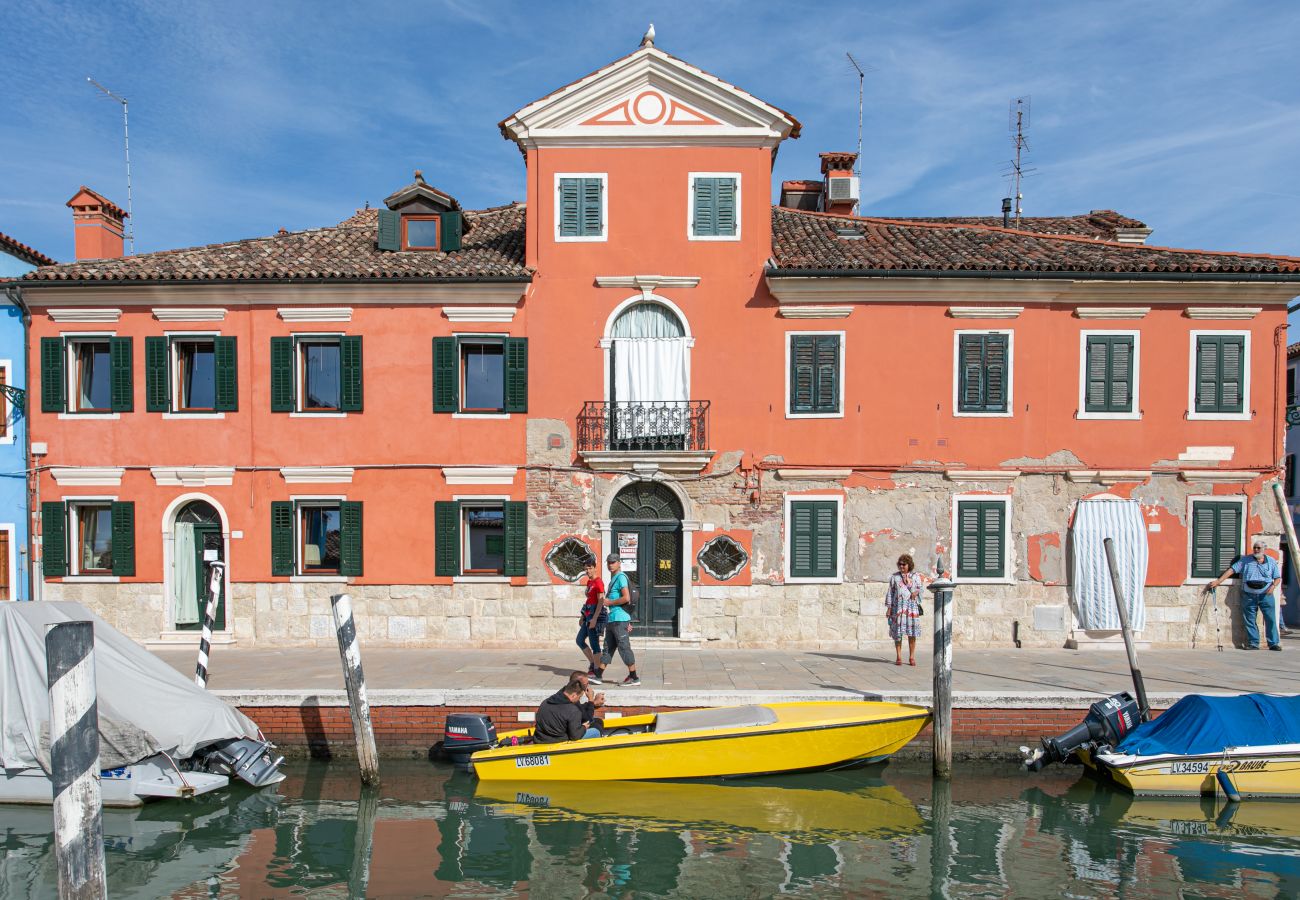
[595,554,640,686]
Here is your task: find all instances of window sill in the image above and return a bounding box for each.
[63,575,121,583]
[785,411,844,420]
[452,412,511,420]
[289,411,348,418]
[1076,411,1141,421]
[785,576,842,585]
[954,577,1014,586]
[554,234,608,243]
[1187,412,1251,421]
[952,411,1013,418]
[453,575,511,583]
[1187,577,1237,587]
[290,575,349,583]
[689,234,742,242]
[163,412,227,420]
[58,412,121,420]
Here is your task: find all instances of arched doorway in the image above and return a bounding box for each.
[610,481,683,636]
[608,300,690,450]
[171,500,225,630]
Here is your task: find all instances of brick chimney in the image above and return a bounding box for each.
[819,152,859,216]
[67,186,127,260]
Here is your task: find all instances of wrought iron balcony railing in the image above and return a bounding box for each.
[577,401,710,453]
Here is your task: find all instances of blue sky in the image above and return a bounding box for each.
[3,0,1300,269]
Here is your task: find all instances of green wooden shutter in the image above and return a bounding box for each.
[789,500,837,579]
[980,502,1005,578]
[1216,503,1241,576]
[435,500,461,577]
[957,502,982,578]
[1084,336,1134,414]
[109,336,133,412]
[340,501,363,577]
[41,501,67,577]
[440,210,462,252]
[812,501,838,578]
[40,337,65,413]
[110,501,135,577]
[983,334,1008,413]
[214,336,238,411]
[958,335,984,412]
[693,177,717,236]
[503,501,527,577]
[377,209,401,251]
[340,336,363,412]
[558,178,580,237]
[1108,336,1134,412]
[1191,501,1241,579]
[715,178,737,236]
[1218,336,1245,413]
[813,335,840,413]
[271,501,294,576]
[145,336,170,412]
[1083,337,1110,412]
[270,337,295,412]
[504,337,528,413]
[580,178,603,236]
[789,335,815,413]
[433,337,458,412]
[789,502,814,577]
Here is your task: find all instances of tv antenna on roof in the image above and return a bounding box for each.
[87,77,135,254]
[1005,96,1034,224]
[845,53,873,214]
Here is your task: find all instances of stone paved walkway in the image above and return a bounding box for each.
[157,631,1300,705]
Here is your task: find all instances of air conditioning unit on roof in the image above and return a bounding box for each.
[826,176,859,203]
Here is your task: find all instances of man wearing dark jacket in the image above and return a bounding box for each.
[534,679,601,743]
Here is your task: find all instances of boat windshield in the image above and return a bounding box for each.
[653,706,778,735]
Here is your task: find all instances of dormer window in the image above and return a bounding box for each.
[402,215,441,251]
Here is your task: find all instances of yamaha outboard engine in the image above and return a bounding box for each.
[1022,691,1141,772]
[441,714,497,768]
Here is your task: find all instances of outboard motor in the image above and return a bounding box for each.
[442,714,498,768]
[196,737,286,787]
[1022,691,1141,772]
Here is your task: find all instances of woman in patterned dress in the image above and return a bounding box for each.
[886,554,923,666]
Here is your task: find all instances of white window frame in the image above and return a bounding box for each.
[1187,330,1251,421]
[554,173,608,243]
[0,359,13,444]
[455,333,508,416]
[952,330,1015,418]
[452,494,512,582]
[687,172,742,242]
[1185,494,1247,585]
[783,493,845,585]
[290,494,347,582]
[1077,330,1142,420]
[60,331,120,420]
[164,330,224,418]
[784,330,845,419]
[0,522,17,600]
[291,332,346,418]
[65,495,119,582]
[951,494,1014,585]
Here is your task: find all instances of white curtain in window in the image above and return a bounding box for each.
[173,523,199,626]
[613,338,687,404]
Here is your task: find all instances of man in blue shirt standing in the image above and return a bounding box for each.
[1209,541,1283,651]
[597,553,640,686]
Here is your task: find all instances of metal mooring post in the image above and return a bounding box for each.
[45,621,108,900]
[928,560,955,780]
[194,560,224,688]
[330,593,380,785]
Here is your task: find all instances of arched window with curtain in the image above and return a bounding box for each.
[609,301,689,449]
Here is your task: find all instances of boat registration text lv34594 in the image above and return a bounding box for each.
[1170,761,1211,775]
[514,754,550,769]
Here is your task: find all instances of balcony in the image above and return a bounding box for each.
[577,401,714,475]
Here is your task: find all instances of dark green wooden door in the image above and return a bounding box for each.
[612,522,680,637]
[179,523,225,630]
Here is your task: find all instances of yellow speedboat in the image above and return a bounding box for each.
[1079,745,1300,798]
[450,701,930,782]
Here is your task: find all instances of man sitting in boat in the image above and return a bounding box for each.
[534,679,603,743]
[571,670,606,732]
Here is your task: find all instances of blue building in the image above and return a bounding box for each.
[0,231,53,601]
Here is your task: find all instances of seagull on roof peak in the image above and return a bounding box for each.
[641,24,655,47]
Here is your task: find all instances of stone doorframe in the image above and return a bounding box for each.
[159,492,233,640]
[596,474,700,637]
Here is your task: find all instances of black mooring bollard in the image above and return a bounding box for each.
[331,593,380,785]
[928,559,955,780]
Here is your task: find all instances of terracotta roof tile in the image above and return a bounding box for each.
[0,230,56,268]
[1288,341,1300,360]
[770,207,1300,277]
[24,204,529,284]
[893,209,1146,241]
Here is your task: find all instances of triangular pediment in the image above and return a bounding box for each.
[500,46,800,149]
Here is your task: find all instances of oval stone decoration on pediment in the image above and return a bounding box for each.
[582,90,720,127]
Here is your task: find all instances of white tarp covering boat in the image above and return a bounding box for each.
[1070,499,1148,631]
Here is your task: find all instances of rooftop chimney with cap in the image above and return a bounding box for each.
[819,152,859,216]
[67,186,127,260]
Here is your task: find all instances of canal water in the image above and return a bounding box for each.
[2,761,1298,898]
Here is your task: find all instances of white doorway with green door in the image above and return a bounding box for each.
[158,493,232,644]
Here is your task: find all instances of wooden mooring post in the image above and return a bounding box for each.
[928,560,955,780]
[194,560,224,688]
[330,593,380,785]
[45,621,108,900]
[1103,537,1150,719]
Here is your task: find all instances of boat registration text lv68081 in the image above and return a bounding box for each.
[514,754,550,769]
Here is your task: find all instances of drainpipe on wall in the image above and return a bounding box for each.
[3,284,34,602]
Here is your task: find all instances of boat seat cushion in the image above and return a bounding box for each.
[653,705,778,735]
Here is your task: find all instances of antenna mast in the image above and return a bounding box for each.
[87,77,135,254]
[845,52,867,215]
[1008,96,1031,223]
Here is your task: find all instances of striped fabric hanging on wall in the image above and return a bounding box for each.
[1070,499,1149,632]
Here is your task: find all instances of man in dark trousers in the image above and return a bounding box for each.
[533,678,601,743]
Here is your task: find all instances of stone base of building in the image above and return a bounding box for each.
[45,578,1242,650]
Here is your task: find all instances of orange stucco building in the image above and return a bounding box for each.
[15,36,1300,650]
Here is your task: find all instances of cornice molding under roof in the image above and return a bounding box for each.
[22,282,529,307]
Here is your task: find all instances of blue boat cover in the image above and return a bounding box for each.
[1117,693,1300,757]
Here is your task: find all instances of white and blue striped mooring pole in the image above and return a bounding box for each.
[331,593,380,786]
[194,561,224,689]
[46,620,108,900]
